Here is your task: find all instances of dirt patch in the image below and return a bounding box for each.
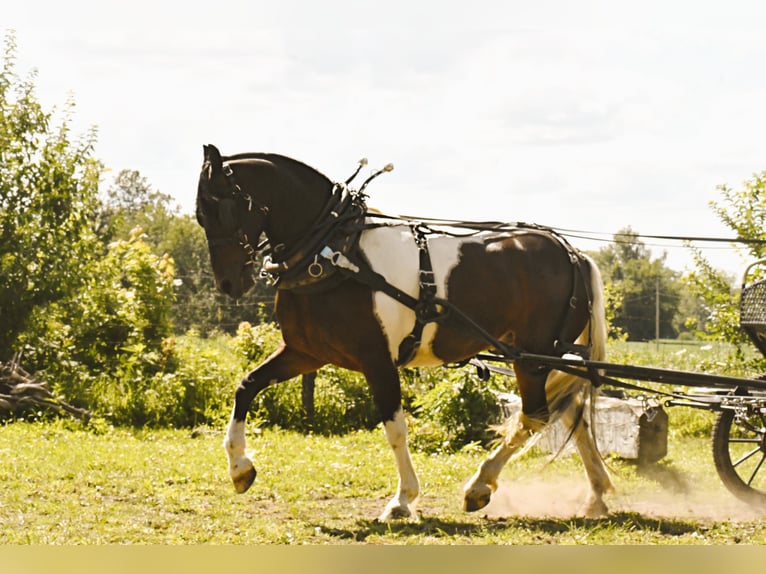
[483,476,766,522]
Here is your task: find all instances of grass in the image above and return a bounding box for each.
[2,418,766,545]
[4,339,766,545]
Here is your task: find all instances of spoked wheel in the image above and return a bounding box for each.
[712,390,766,508]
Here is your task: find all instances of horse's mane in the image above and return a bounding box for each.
[224,152,332,189]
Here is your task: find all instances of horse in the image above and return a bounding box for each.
[196,144,614,520]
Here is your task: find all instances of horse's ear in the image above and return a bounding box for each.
[204,144,223,174]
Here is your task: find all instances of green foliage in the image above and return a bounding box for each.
[233,320,283,364]
[410,368,506,452]
[21,231,182,425]
[589,227,685,341]
[710,173,766,261]
[602,282,627,341]
[685,171,766,371]
[252,365,381,435]
[684,247,744,345]
[163,333,245,427]
[0,31,102,358]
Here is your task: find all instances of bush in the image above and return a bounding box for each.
[0,32,102,358]
[300,365,379,434]
[21,230,182,425]
[233,322,380,433]
[410,368,507,453]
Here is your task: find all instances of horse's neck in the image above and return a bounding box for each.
[258,158,333,249]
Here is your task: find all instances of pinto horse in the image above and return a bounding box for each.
[196,144,613,520]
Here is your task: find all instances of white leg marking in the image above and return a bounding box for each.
[561,403,614,517]
[223,410,256,493]
[378,408,420,521]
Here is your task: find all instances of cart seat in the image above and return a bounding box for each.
[740,276,766,358]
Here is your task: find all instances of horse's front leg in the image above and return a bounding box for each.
[225,344,322,493]
[366,364,419,521]
[379,406,420,521]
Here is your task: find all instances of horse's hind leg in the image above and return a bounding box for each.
[463,365,549,512]
[560,399,614,517]
[224,344,322,493]
[463,410,546,512]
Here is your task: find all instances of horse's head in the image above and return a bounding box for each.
[196,144,333,298]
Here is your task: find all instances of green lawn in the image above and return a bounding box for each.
[2,419,766,544]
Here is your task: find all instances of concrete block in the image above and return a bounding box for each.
[496,392,668,464]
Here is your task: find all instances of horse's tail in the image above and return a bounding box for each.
[544,253,607,417]
[581,253,607,362]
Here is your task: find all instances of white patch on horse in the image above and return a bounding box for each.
[358,224,481,366]
[380,407,419,520]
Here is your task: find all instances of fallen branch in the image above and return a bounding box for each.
[0,354,91,422]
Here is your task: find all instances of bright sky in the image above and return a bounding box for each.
[5,0,766,276]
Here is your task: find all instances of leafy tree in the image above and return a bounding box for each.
[685,172,766,353]
[21,229,179,423]
[97,169,175,243]
[590,227,683,341]
[98,169,275,334]
[0,31,101,359]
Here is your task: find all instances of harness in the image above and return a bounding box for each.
[261,182,366,292]
[219,161,594,365]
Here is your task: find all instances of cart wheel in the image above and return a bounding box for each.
[712,400,766,508]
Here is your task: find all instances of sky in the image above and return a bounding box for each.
[5,0,766,276]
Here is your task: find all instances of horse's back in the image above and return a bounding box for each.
[358,225,585,366]
[430,229,591,361]
[277,224,591,369]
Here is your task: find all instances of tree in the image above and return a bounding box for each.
[0,32,101,359]
[685,172,766,349]
[97,169,175,243]
[98,169,275,334]
[590,227,683,341]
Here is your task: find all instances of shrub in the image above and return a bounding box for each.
[233,322,388,434]
[410,368,507,452]
[21,230,181,425]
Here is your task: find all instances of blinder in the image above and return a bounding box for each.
[197,161,270,257]
[217,197,240,229]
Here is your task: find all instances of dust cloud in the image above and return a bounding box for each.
[482,475,765,522]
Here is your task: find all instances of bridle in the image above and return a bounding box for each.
[200,156,394,283]
[202,162,271,265]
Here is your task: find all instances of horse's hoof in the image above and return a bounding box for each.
[377,503,413,522]
[232,465,257,494]
[463,484,492,512]
[578,498,609,518]
[463,494,491,512]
